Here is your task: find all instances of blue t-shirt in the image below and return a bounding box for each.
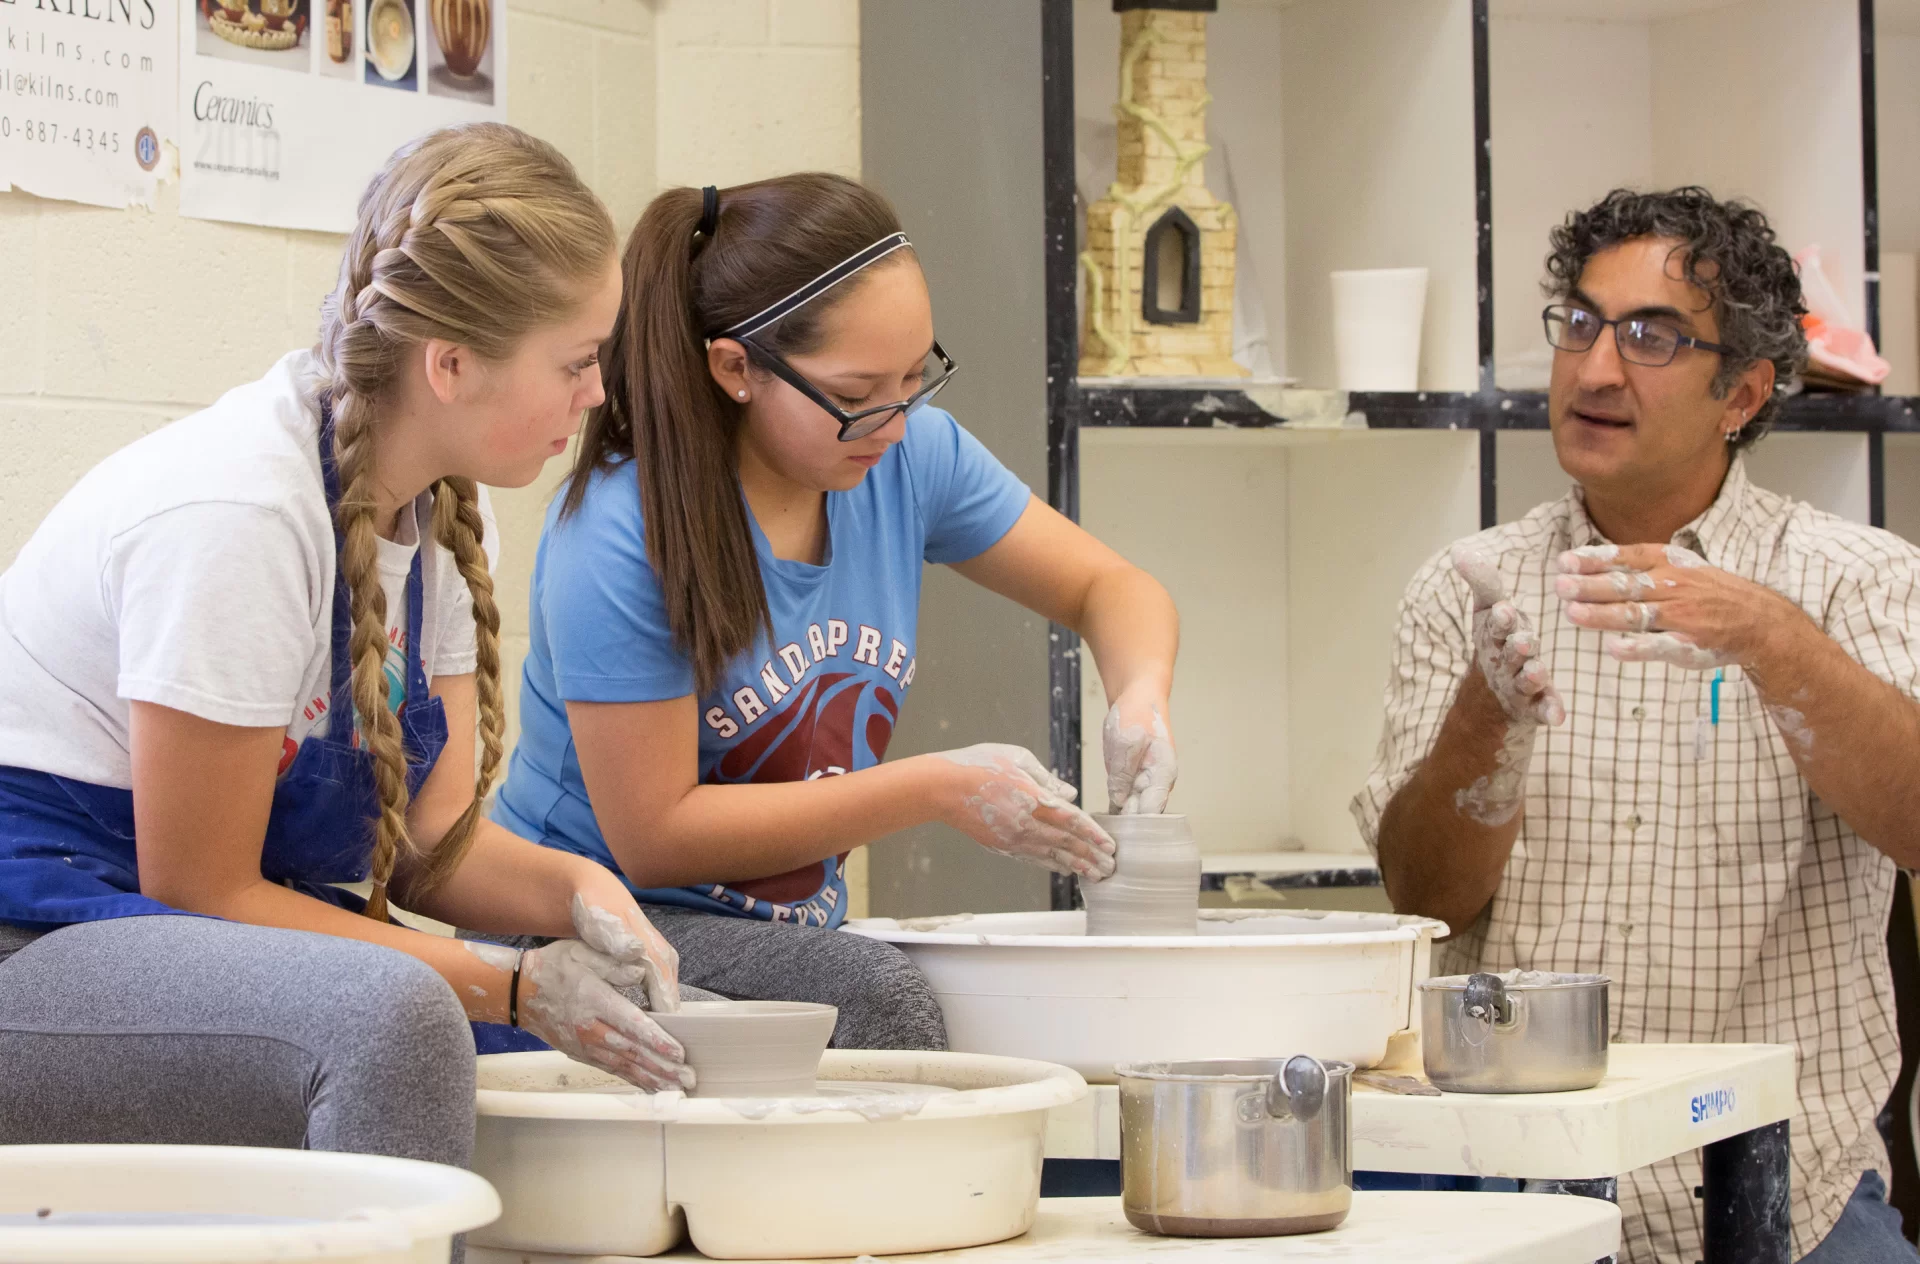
[494,407,1031,927]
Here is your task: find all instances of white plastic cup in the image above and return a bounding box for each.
[1331,267,1428,391]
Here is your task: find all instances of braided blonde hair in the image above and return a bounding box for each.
[315,122,616,920]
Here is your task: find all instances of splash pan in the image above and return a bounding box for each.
[468,1048,1085,1261]
[845,909,1448,1082]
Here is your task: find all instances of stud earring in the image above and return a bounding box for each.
[737,390,748,400]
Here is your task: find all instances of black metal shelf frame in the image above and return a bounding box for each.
[1040,0,1898,910]
[1073,384,1920,434]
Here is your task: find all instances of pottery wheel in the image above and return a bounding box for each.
[846,909,1449,1080]
[543,1077,955,1099]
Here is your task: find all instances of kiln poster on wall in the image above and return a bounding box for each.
[179,0,503,232]
[0,0,179,210]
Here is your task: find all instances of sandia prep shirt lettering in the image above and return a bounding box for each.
[494,408,1031,926]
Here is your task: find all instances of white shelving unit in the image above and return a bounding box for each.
[1062,0,1900,870]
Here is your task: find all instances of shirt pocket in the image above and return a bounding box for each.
[1695,669,1805,900]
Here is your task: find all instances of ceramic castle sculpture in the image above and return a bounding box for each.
[1079,0,1244,379]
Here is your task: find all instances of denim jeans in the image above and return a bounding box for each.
[1799,1172,1920,1263]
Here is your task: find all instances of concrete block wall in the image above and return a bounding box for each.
[0,0,867,912]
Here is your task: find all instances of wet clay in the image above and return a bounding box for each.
[1079,814,1200,936]
[650,1000,836,1098]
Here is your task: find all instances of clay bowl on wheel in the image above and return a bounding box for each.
[652,1000,837,1097]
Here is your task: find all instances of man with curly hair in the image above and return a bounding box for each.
[1354,187,1920,1263]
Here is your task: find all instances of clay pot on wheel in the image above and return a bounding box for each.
[1080,813,1201,937]
[650,1000,837,1098]
[432,0,491,78]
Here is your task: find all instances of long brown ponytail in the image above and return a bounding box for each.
[315,122,616,920]
[565,174,907,694]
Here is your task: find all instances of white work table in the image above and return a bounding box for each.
[1045,1043,1795,1261]
[1047,1042,1793,1174]
[1351,1041,1794,1178]
[645,1193,1619,1263]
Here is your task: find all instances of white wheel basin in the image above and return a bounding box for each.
[845,909,1448,1082]
[0,1145,498,1263]
[470,1048,1085,1261]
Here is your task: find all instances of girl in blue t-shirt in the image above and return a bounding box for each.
[493,173,1180,1048]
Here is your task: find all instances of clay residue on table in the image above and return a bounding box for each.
[722,1089,943,1122]
[896,913,979,933]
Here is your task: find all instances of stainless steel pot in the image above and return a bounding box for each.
[1115,1056,1351,1237]
[1420,971,1610,1093]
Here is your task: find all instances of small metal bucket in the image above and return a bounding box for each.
[1420,971,1610,1093]
[1115,1056,1352,1237]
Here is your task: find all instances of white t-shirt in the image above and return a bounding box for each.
[0,350,500,788]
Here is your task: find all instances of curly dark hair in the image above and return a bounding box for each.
[1544,187,1807,449]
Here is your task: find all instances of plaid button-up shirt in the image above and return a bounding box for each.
[1353,459,1915,1262]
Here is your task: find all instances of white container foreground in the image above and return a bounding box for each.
[0,1145,499,1263]
[1331,266,1429,390]
[469,1048,1086,1260]
[846,909,1447,1082]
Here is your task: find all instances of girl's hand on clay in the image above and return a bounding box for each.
[1101,691,1177,814]
[518,937,693,1093]
[567,887,682,1014]
[1452,542,1566,727]
[931,744,1117,880]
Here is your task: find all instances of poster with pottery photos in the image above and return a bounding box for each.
[425,0,494,106]
[179,0,504,232]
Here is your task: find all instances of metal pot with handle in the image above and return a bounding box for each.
[1115,1055,1351,1237]
[1420,970,1610,1093]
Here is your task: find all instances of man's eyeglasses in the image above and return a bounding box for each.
[742,340,958,442]
[1542,304,1732,368]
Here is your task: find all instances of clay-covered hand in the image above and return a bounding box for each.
[1101,690,1177,815]
[517,937,694,1093]
[567,889,681,1014]
[1453,542,1566,727]
[1555,543,1803,670]
[932,743,1117,880]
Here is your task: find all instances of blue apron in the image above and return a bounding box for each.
[0,404,449,930]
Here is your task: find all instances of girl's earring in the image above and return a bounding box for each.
[738,390,748,400]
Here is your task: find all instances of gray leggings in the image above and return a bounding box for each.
[648,905,948,1050]
[464,903,949,1051]
[0,915,475,1166]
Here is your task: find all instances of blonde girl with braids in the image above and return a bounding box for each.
[492,174,1179,1049]
[0,123,688,1168]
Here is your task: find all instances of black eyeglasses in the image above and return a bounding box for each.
[742,340,957,442]
[1542,304,1733,367]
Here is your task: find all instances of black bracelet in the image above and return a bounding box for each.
[508,950,524,1029]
